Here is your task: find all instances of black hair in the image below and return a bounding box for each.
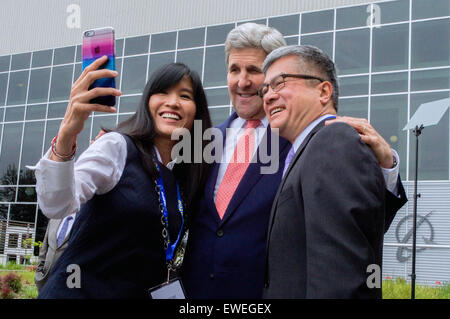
[106,63,212,209]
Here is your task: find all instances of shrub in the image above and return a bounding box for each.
[1,272,22,294]
[1,286,14,299]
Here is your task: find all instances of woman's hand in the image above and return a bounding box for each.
[52,56,121,161]
[325,116,394,169]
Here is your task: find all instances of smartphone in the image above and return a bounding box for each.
[82,27,116,106]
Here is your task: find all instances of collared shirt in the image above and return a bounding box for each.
[28,132,176,220]
[213,116,269,202]
[291,114,400,195]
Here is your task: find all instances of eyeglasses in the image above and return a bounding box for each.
[257,73,325,98]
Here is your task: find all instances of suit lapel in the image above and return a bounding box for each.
[48,219,63,249]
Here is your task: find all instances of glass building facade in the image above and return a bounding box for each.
[0,0,449,283]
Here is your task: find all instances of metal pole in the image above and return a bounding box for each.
[411,124,423,300]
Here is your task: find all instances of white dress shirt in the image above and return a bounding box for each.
[28,132,176,220]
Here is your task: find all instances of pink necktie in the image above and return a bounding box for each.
[215,120,261,219]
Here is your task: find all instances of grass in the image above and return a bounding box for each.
[383,278,450,299]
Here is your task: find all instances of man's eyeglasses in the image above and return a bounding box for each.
[257,73,325,98]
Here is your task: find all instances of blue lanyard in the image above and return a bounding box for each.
[154,161,185,262]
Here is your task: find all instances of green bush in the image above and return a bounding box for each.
[383,278,450,299]
[0,262,25,270]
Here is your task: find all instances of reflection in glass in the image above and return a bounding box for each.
[412,19,450,69]
[20,121,45,180]
[178,28,205,49]
[176,49,203,77]
[301,33,333,59]
[371,72,408,94]
[28,68,51,104]
[412,0,450,20]
[0,204,7,219]
[150,32,177,52]
[5,106,24,122]
[205,88,229,106]
[0,123,23,184]
[209,107,231,126]
[269,14,299,36]
[7,70,29,105]
[11,53,31,70]
[148,52,175,80]
[49,65,73,101]
[0,56,10,72]
[32,50,53,68]
[207,24,234,46]
[378,0,409,24]
[0,73,8,106]
[121,56,147,95]
[335,29,370,75]
[9,204,36,223]
[409,92,450,180]
[338,75,369,97]
[17,187,36,202]
[338,97,368,119]
[336,5,368,29]
[35,209,49,245]
[0,187,15,201]
[26,105,46,120]
[372,24,409,72]
[284,37,298,45]
[92,115,117,138]
[204,46,227,87]
[124,35,150,56]
[47,102,67,119]
[53,46,75,65]
[119,95,140,113]
[371,94,408,179]
[301,10,334,34]
[411,69,450,92]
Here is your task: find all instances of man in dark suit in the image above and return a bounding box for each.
[34,213,76,292]
[181,23,406,299]
[261,44,387,298]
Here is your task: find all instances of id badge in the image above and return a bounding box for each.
[149,278,186,299]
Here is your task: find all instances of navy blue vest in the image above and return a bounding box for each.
[39,134,182,298]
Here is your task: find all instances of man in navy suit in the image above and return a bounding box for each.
[181,23,407,299]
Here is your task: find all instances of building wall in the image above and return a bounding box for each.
[0,0,449,285]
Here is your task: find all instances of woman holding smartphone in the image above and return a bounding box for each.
[32,56,212,298]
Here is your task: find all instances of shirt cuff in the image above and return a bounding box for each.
[381,149,400,196]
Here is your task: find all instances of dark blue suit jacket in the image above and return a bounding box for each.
[181,113,291,299]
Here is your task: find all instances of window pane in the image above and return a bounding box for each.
[53,46,75,65]
[207,23,234,45]
[338,75,369,97]
[121,56,147,95]
[209,107,230,126]
[150,32,176,52]
[412,19,450,69]
[43,119,61,151]
[32,50,52,68]
[372,24,409,72]
[124,35,150,56]
[284,36,298,45]
[76,118,91,157]
[204,46,226,87]
[7,70,29,105]
[0,123,23,184]
[371,72,408,94]
[301,10,333,34]
[0,187,15,201]
[338,97,368,118]
[9,204,36,223]
[412,0,450,20]
[11,53,31,70]
[28,68,50,104]
[5,106,24,122]
[47,102,67,119]
[409,92,450,180]
[148,52,175,80]
[370,94,408,179]
[378,0,409,24]
[0,204,7,218]
[301,32,333,59]
[176,49,203,77]
[92,115,117,137]
[0,56,10,72]
[115,59,122,90]
[116,39,124,57]
[335,29,370,75]
[178,27,205,49]
[20,121,45,184]
[411,69,450,92]
[119,95,140,114]
[269,14,299,36]
[336,5,368,29]
[17,187,36,202]
[0,73,8,106]
[49,65,73,101]
[76,45,82,62]
[237,19,266,26]
[205,88,229,106]
[73,63,82,83]
[25,104,47,120]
